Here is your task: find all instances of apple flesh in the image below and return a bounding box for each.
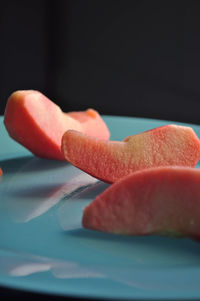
[82,166,200,240]
[61,125,200,183]
[4,90,110,160]
[67,109,110,140]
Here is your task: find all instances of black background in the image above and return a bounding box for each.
[1,0,200,124]
[1,1,200,300]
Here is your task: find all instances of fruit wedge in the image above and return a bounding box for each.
[4,90,110,160]
[67,109,110,140]
[62,125,200,183]
[82,166,200,240]
[0,168,2,176]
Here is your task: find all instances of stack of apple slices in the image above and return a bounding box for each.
[61,124,200,241]
[4,90,200,241]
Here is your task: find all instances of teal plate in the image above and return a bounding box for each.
[1,115,200,300]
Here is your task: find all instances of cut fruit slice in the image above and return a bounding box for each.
[82,166,200,240]
[4,90,110,160]
[67,109,110,140]
[0,168,2,176]
[62,125,200,183]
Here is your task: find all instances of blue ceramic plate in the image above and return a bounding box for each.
[1,115,200,300]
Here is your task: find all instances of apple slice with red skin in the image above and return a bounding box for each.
[4,90,110,160]
[82,166,200,240]
[0,168,2,176]
[61,125,200,183]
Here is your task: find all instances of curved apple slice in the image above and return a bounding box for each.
[61,125,200,183]
[83,166,200,240]
[4,90,110,160]
[67,109,110,140]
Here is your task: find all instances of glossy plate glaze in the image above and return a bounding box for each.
[1,115,200,300]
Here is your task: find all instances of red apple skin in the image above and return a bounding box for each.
[0,168,2,176]
[61,125,200,183]
[4,90,110,160]
[82,166,200,241]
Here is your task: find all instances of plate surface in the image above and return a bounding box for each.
[1,115,200,300]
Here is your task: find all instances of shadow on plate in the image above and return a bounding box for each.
[0,156,69,175]
[63,181,110,200]
[66,228,200,268]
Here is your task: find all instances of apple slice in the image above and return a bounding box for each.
[0,168,2,176]
[4,90,110,160]
[61,125,200,183]
[82,166,200,240]
[67,109,110,140]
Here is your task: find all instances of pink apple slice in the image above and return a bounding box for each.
[82,166,200,240]
[62,125,200,183]
[4,90,110,160]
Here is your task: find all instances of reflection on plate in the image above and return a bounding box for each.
[3,156,98,223]
[1,116,200,300]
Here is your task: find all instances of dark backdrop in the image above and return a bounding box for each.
[1,0,200,124]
